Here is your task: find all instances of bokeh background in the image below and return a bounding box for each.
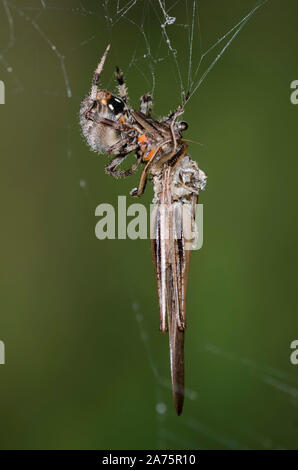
[0,0,298,449]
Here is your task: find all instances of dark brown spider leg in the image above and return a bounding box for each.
[85,112,133,132]
[115,66,128,103]
[156,142,188,169]
[90,44,111,101]
[132,144,187,197]
[130,166,149,197]
[167,96,189,154]
[161,92,190,152]
[140,93,153,116]
[163,95,189,156]
[131,110,163,140]
[130,116,188,198]
[106,138,138,156]
[105,154,142,179]
[170,121,177,154]
[130,140,171,198]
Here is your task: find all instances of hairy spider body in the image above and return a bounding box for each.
[79,44,189,192]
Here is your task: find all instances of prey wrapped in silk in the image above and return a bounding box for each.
[150,156,206,415]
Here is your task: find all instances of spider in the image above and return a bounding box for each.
[79,44,190,197]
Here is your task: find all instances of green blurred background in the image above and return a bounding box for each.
[0,0,298,449]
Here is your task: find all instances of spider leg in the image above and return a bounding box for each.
[129,165,149,197]
[105,153,142,179]
[90,44,111,101]
[85,111,133,132]
[131,92,189,198]
[115,66,128,103]
[157,142,188,169]
[164,92,190,155]
[130,142,188,198]
[130,139,171,198]
[106,138,137,155]
[140,93,153,116]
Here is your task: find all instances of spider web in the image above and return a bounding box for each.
[1,0,267,102]
[102,0,268,105]
[133,300,298,450]
[3,0,295,451]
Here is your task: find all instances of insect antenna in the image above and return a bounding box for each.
[181,138,204,146]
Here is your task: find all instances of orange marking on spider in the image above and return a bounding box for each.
[143,148,156,161]
[138,134,148,144]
